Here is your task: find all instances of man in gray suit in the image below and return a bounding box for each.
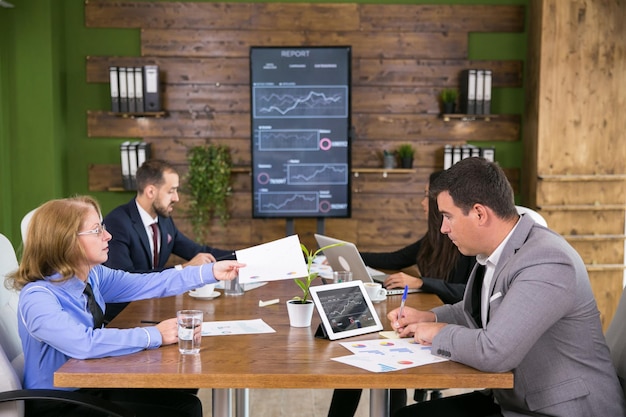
[390,157,625,417]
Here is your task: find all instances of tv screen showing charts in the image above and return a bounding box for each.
[250,46,352,218]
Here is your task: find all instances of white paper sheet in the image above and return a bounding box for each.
[331,337,448,372]
[201,319,276,336]
[235,235,309,283]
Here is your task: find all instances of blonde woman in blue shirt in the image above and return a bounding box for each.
[7,195,245,417]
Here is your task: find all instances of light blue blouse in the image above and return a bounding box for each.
[18,263,214,389]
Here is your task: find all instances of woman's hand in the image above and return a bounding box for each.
[212,260,246,281]
[156,318,179,345]
[383,272,423,290]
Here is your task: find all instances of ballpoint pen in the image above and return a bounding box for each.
[215,252,237,261]
[398,285,409,322]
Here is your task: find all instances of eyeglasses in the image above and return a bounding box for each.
[77,223,107,237]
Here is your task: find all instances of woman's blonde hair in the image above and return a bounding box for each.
[7,196,102,290]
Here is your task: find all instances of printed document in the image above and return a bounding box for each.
[235,235,309,283]
[332,337,448,373]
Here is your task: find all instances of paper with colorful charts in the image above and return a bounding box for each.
[332,337,448,373]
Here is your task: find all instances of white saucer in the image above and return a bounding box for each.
[189,291,221,300]
[371,296,386,303]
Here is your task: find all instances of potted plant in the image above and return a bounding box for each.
[396,143,415,169]
[184,144,232,243]
[382,149,396,169]
[286,242,344,327]
[440,88,458,114]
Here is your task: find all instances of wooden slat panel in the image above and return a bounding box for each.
[141,29,468,60]
[85,1,256,29]
[88,163,520,195]
[588,269,625,331]
[358,5,525,33]
[537,180,626,205]
[161,85,444,115]
[534,1,626,177]
[87,111,248,138]
[87,111,521,142]
[352,59,522,87]
[352,114,521,142]
[86,56,523,88]
[566,234,626,241]
[86,2,523,33]
[569,239,625,265]
[541,210,626,236]
[249,3,359,31]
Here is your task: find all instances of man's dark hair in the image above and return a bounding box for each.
[135,159,178,192]
[430,157,518,219]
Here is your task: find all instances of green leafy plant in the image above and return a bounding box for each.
[292,242,345,303]
[440,88,458,103]
[185,144,232,241]
[396,143,415,159]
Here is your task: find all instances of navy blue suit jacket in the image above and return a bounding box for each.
[103,199,234,273]
[102,199,234,322]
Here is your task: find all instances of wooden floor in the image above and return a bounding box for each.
[197,388,475,417]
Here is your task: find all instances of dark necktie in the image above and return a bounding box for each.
[471,264,486,328]
[84,283,104,329]
[150,222,159,268]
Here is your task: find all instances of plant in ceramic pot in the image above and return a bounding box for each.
[286,242,344,327]
[396,143,415,169]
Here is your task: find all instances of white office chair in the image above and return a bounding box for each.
[515,205,547,227]
[19,208,37,245]
[605,287,626,397]
[0,233,133,417]
[0,234,18,307]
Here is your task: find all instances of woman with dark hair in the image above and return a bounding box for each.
[363,170,474,305]
[327,171,475,417]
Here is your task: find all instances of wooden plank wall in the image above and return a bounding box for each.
[85,1,524,252]
[524,0,626,329]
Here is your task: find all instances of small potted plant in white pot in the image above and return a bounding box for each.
[287,242,344,327]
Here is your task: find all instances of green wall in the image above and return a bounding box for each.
[0,0,527,248]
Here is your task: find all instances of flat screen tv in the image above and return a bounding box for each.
[250,46,352,218]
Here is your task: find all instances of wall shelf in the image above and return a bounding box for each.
[441,114,498,122]
[110,111,167,119]
[352,168,417,178]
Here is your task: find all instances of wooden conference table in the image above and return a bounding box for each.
[55,279,513,417]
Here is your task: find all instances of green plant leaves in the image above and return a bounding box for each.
[185,144,232,242]
[294,242,345,303]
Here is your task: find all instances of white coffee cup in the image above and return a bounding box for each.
[364,282,387,301]
[189,283,216,298]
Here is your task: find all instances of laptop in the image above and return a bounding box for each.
[314,234,420,296]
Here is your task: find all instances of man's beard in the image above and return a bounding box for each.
[153,201,173,218]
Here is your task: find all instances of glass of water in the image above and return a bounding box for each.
[176,309,203,354]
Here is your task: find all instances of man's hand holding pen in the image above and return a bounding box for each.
[387,307,443,344]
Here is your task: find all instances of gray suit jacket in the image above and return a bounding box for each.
[431,214,626,417]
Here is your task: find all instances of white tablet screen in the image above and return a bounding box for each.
[309,281,384,340]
